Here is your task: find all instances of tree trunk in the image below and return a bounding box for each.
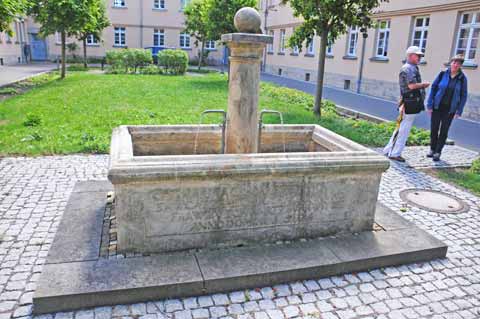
[313,29,328,117]
[83,38,88,69]
[198,41,204,71]
[61,31,66,79]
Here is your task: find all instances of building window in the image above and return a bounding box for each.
[114,27,126,46]
[14,23,20,43]
[113,0,125,7]
[455,11,480,63]
[205,40,215,50]
[412,16,429,55]
[326,40,333,55]
[291,28,299,54]
[307,38,314,55]
[180,0,190,10]
[279,29,285,53]
[292,44,299,54]
[153,0,165,9]
[86,34,99,45]
[153,29,165,47]
[375,20,390,58]
[267,30,274,53]
[347,26,359,56]
[180,33,190,48]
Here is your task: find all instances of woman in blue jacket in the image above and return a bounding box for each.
[427,54,468,161]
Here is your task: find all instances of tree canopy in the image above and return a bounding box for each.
[29,0,98,37]
[78,0,109,42]
[78,0,110,67]
[29,0,108,78]
[0,0,30,35]
[183,0,210,69]
[204,0,258,41]
[184,0,210,43]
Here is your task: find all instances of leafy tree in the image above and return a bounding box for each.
[0,0,30,35]
[184,0,210,70]
[204,0,258,40]
[29,0,99,78]
[77,0,109,68]
[203,0,258,78]
[282,0,386,116]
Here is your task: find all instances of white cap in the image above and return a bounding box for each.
[406,46,424,57]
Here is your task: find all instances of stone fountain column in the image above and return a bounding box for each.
[222,8,273,154]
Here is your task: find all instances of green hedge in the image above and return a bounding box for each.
[471,158,480,174]
[105,49,153,73]
[157,49,188,75]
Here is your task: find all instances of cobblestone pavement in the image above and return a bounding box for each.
[374,146,479,169]
[1,153,480,319]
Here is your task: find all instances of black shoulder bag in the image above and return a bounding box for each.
[403,89,424,114]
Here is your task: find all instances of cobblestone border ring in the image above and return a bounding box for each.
[400,189,469,214]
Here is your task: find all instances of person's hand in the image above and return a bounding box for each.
[399,104,405,114]
[422,82,431,88]
[454,114,460,119]
[427,109,432,116]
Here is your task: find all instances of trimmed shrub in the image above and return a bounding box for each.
[105,49,153,73]
[140,64,161,75]
[471,158,480,174]
[158,49,188,75]
[105,50,125,72]
[67,64,88,71]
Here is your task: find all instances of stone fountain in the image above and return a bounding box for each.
[33,8,448,314]
[108,8,389,253]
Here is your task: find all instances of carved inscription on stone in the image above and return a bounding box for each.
[144,178,302,237]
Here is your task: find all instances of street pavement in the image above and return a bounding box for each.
[260,73,480,152]
[0,63,57,87]
[1,150,480,319]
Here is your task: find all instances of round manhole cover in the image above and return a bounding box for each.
[400,189,469,214]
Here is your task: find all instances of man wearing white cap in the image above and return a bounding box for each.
[383,46,430,162]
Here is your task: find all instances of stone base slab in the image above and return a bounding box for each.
[33,181,448,314]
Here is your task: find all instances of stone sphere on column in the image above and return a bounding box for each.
[234,7,262,33]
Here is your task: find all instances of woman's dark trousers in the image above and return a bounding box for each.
[430,110,455,154]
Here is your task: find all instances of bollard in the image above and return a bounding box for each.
[0,58,3,66]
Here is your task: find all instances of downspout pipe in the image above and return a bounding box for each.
[18,19,25,63]
[139,0,144,48]
[262,0,268,72]
[356,29,368,94]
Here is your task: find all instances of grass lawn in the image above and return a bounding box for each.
[428,169,480,196]
[426,159,480,196]
[0,71,429,156]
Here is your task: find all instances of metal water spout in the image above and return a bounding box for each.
[258,109,286,153]
[194,109,227,154]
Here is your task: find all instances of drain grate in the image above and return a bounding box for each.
[399,189,469,214]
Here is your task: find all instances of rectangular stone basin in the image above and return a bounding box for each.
[108,125,390,253]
